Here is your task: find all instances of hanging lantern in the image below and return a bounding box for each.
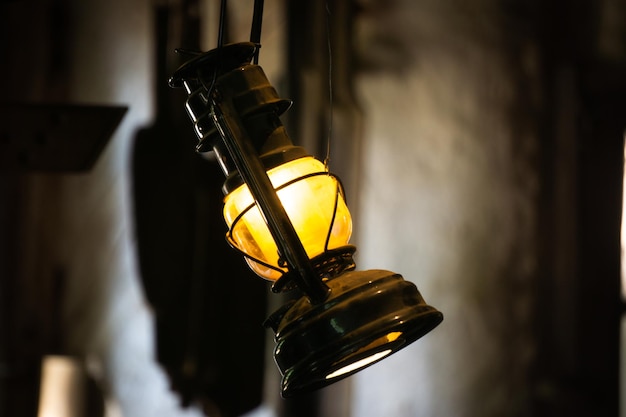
[170,39,442,397]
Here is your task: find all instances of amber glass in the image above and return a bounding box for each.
[223,156,352,280]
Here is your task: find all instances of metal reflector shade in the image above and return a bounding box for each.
[266,269,443,397]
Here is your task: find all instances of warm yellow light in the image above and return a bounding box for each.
[325,349,393,380]
[223,156,352,280]
[323,331,403,380]
[385,331,402,342]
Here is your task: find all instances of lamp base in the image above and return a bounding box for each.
[265,269,443,397]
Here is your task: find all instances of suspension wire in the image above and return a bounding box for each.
[202,0,263,95]
[324,1,333,171]
[250,0,265,64]
[199,0,228,98]
[217,0,227,49]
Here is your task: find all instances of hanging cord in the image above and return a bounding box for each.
[250,0,264,64]
[324,1,333,171]
[201,0,263,95]
[198,0,228,97]
[217,0,227,49]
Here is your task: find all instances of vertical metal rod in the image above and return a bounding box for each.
[217,0,228,49]
[250,0,264,64]
[210,101,330,304]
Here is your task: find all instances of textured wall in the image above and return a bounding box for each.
[351,1,539,416]
[13,0,204,415]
